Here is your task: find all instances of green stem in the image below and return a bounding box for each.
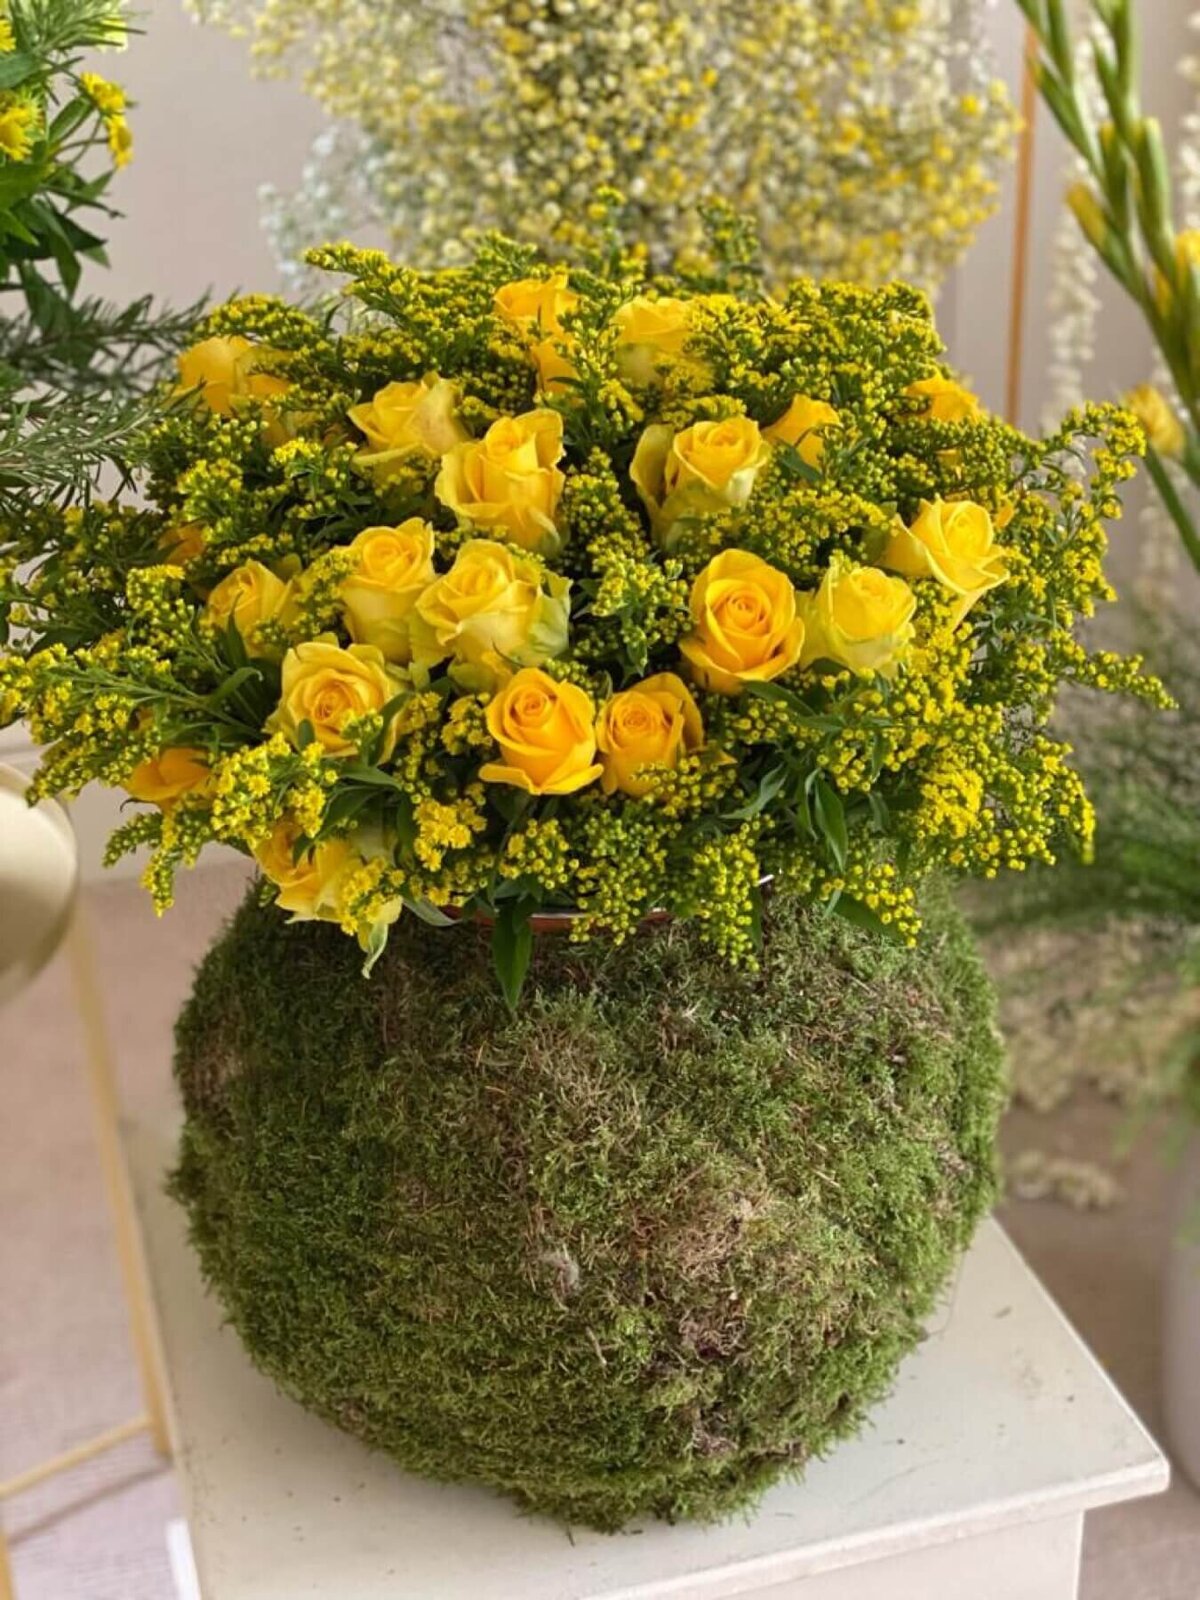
[1144,445,1200,575]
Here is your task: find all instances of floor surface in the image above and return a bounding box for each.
[2,866,1198,1598]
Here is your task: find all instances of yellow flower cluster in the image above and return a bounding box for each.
[0,219,1166,986]
[189,0,1015,296]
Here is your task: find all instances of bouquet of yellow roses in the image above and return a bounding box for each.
[0,209,1165,1002]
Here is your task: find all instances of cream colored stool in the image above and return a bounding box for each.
[0,767,171,1600]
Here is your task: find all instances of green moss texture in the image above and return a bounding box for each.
[172,887,1006,1531]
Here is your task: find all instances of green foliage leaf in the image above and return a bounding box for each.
[810,773,848,870]
[492,900,534,1013]
[832,894,897,940]
[0,52,36,90]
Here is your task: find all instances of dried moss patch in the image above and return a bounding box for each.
[172,886,1005,1531]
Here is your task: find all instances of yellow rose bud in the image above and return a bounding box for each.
[1159,229,1200,310]
[880,498,1010,626]
[272,637,405,759]
[631,417,772,545]
[479,667,602,795]
[905,375,984,424]
[1067,181,1110,253]
[205,560,297,657]
[763,395,842,468]
[596,672,704,796]
[253,820,355,923]
[612,295,697,386]
[680,548,805,695]
[1125,384,1186,459]
[436,409,566,556]
[1177,230,1200,274]
[339,519,437,664]
[410,538,571,692]
[177,335,291,418]
[125,747,211,808]
[799,556,916,679]
[495,272,579,394]
[348,374,469,481]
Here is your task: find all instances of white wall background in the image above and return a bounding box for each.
[6,0,1190,877]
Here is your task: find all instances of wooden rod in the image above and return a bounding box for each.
[64,908,173,1459]
[0,1414,152,1502]
[1007,21,1041,426]
[0,1525,14,1600]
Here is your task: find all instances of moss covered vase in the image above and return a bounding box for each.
[172,886,1005,1532]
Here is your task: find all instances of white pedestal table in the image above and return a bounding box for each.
[126,1118,1168,1600]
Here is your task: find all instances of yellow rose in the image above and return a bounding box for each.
[1125,384,1186,459]
[764,396,841,468]
[595,672,704,797]
[205,561,296,657]
[880,499,1010,627]
[125,747,211,808]
[254,821,356,922]
[680,549,805,695]
[436,409,566,555]
[479,667,602,795]
[631,417,772,545]
[177,336,292,421]
[905,375,984,424]
[339,520,437,664]
[348,374,469,480]
[158,522,207,567]
[409,538,570,691]
[495,272,579,394]
[272,638,405,759]
[612,296,698,386]
[799,556,916,678]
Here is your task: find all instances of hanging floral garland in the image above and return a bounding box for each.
[188,0,1016,292]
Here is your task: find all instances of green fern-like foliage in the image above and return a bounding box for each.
[0,3,201,509]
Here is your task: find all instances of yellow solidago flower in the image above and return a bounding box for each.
[0,17,14,53]
[0,97,37,162]
[106,112,132,168]
[80,73,127,116]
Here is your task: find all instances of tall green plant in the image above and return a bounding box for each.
[1018,0,1200,572]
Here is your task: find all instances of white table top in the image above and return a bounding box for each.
[127,1118,1168,1600]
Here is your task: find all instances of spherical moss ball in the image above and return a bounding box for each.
[172,886,1005,1532]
